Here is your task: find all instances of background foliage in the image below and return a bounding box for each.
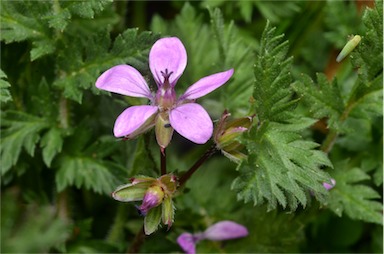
[1,0,382,253]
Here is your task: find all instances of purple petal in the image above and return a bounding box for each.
[96,65,153,99]
[180,69,234,100]
[169,103,213,144]
[113,105,158,137]
[203,221,248,241]
[177,233,197,254]
[149,37,187,86]
[323,178,336,190]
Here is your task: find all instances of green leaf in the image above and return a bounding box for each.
[0,69,12,103]
[53,28,158,103]
[40,127,64,167]
[347,1,383,120]
[0,1,55,60]
[232,122,332,211]
[324,1,363,48]
[292,73,345,130]
[253,21,296,122]
[0,0,114,60]
[1,191,70,253]
[1,111,50,175]
[350,1,383,84]
[232,22,333,211]
[144,205,162,235]
[55,155,125,195]
[63,0,112,19]
[327,161,382,225]
[208,7,255,113]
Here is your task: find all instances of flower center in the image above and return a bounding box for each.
[161,69,173,84]
[155,69,176,111]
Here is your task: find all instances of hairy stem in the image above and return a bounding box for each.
[179,144,218,187]
[57,189,70,221]
[160,148,166,175]
[57,96,70,221]
[127,225,146,253]
[59,96,69,129]
[321,100,355,153]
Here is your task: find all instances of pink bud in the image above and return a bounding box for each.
[139,185,164,215]
[323,178,336,190]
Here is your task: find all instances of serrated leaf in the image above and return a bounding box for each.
[350,1,383,84]
[0,1,55,60]
[1,0,115,61]
[347,1,383,119]
[40,127,63,167]
[253,21,295,121]
[53,29,158,103]
[55,155,124,195]
[327,161,382,225]
[292,73,345,130]
[232,122,331,211]
[1,111,50,175]
[0,69,12,103]
[65,0,112,19]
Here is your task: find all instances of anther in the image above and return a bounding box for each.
[160,69,173,82]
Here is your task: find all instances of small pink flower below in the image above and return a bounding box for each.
[177,220,248,254]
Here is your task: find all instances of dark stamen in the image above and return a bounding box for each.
[160,69,173,83]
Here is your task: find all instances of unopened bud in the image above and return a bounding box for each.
[214,110,253,163]
[139,185,165,215]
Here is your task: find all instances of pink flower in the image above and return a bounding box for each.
[323,178,336,190]
[96,37,234,149]
[177,221,248,254]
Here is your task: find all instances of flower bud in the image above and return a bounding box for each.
[214,110,253,163]
[139,185,165,215]
[323,178,336,190]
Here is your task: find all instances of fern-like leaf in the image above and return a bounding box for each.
[53,29,158,103]
[292,73,345,130]
[232,120,331,211]
[0,70,12,103]
[232,22,332,211]
[253,21,295,122]
[327,161,382,225]
[0,111,50,175]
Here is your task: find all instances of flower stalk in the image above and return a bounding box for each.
[179,144,218,187]
[160,148,166,175]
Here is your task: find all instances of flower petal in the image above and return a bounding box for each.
[203,221,248,241]
[149,37,187,86]
[96,65,152,99]
[323,178,336,190]
[169,103,213,144]
[177,233,197,254]
[113,105,158,137]
[180,69,234,100]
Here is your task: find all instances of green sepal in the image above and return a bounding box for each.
[112,182,151,202]
[144,205,162,235]
[155,112,174,149]
[161,198,175,229]
[159,174,178,194]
